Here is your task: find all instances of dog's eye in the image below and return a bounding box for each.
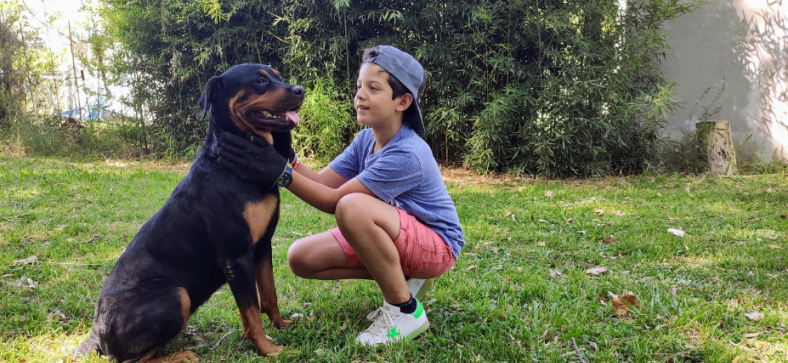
[257,78,268,85]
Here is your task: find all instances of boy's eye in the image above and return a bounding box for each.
[370,86,378,91]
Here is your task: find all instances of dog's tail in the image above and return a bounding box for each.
[74,333,101,358]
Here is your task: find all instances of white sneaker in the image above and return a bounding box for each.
[406,277,434,301]
[356,300,429,346]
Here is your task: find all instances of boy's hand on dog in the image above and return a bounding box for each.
[216,132,289,188]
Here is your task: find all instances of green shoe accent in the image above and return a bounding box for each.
[385,327,400,339]
[413,301,424,318]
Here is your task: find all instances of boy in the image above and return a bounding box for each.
[216,45,465,346]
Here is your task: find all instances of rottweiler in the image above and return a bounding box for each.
[75,64,304,362]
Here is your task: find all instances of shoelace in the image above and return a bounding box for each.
[364,307,396,335]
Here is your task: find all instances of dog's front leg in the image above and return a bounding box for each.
[254,240,292,329]
[223,258,283,356]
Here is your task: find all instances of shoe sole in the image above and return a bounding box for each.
[413,278,434,301]
[402,319,430,342]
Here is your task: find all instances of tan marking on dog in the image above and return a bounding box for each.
[229,90,282,144]
[259,70,268,77]
[238,305,283,356]
[271,69,279,77]
[139,350,199,363]
[177,287,191,330]
[244,194,278,243]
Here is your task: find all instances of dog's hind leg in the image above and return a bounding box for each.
[96,287,195,362]
[74,332,101,357]
[224,256,283,357]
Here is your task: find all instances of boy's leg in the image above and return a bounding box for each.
[335,193,430,346]
[287,232,373,280]
[334,193,410,305]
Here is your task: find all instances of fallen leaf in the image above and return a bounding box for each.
[585,267,609,275]
[766,188,772,193]
[769,245,781,249]
[545,191,553,198]
[608,291,638,316]
[595,209,605,215]
[685,185,691,193]
[577,230,587,235]
[26,278,38,288]
[602,236,617,244]
[615,211,625,216]
[314,349,324,355]
[1,274,12,278]
[12,256,39,265]
[549,269,562,277]
[657,192,663,197]
[744,311,764,321]
[86,235,100,243]
[780,215,786,220]
[308,312,316,322]
[290,313,305,319]
[466,265,478,271]
[667,228,686,237]
[742,332,761,338]
[588,342,598,350]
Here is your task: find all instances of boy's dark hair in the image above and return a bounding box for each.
[362,47,409,100]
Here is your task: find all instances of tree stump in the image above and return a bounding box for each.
[696,120,737,175]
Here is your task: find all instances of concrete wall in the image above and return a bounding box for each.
[660,0,787,162]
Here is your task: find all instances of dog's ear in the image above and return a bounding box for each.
[199,76,224,119]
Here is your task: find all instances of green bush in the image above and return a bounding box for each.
[292,78,360,165]
[90,0,698,176]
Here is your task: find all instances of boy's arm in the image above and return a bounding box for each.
[293,163,349,189]
[285,172,375,214]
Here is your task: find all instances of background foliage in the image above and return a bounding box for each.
[2,0,699,177]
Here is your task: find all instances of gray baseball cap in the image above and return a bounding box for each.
[365,45,426,135]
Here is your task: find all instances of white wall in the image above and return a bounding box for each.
[660,0,787,162]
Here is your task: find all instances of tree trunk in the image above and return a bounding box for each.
[697,120,737,175]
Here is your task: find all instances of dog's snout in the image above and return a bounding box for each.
[291,86,305,98]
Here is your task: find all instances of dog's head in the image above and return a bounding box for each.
[199,64,304,143]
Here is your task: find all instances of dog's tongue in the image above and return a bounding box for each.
[286,111,300,124]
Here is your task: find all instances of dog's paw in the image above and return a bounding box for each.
[177,351,200,362]
[274,319,294,329]
[262,345,284,357]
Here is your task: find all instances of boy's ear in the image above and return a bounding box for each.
[396,93,414,112]
[199,76,224,119]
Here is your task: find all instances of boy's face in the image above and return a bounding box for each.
[355,63,412,128]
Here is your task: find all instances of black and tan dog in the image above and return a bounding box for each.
[75,64,304,362]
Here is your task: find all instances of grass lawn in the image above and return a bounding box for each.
[1,155,787,362]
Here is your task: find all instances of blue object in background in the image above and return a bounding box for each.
[59,96,107,120]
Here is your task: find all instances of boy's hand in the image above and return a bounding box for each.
[216,132,288,188]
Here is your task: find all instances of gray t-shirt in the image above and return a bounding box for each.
[329,125,465,259]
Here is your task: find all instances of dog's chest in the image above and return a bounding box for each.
[242,193,279,243]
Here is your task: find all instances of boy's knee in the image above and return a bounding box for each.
[335,193,369,225]
[287,240,310,277]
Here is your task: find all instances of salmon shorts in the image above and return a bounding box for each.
[330,208,456,279]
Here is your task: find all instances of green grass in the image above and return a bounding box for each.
[1,156,787,363]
